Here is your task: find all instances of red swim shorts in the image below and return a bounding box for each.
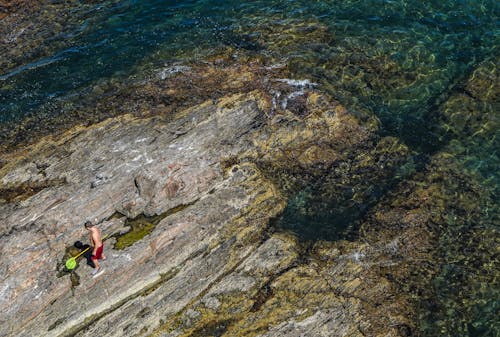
[91,245,104,260]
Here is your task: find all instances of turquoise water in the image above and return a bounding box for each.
[2,1,497,127]
[1,0,498,335]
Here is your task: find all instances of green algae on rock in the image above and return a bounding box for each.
[113,215,156,250]
[113,203,195,250]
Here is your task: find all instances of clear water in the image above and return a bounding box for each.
[1,0,498,335]
[3,1,496,125]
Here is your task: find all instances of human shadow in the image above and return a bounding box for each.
[73,241,96,268]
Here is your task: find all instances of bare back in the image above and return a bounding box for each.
[89,227,102,247]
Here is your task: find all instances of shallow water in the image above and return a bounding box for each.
[1,0,498,335]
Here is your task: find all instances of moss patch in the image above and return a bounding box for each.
[113,215,156,250]
[113,202,195,250]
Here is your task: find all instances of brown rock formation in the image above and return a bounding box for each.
[1,88,414,337]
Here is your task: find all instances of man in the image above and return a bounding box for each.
[84,221,106,276]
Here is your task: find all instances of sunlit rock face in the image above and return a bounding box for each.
[0,85,418,337]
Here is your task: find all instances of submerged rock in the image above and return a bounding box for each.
[356,57,499,337]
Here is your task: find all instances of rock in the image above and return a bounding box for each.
[0,89,415,337]
[201,297,221,311]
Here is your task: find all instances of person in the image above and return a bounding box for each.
[84,221,106,276]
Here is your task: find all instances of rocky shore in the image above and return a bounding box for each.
[1,53,498,335]
[0,83,413,337]
[1,1,497,336]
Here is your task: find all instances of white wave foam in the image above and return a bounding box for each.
[275,78,317,88]
[158,65,191,80]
